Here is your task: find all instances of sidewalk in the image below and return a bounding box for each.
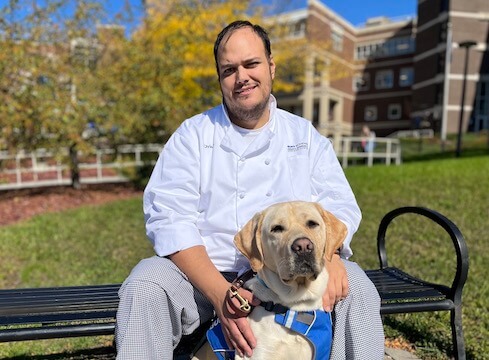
[385,347,421,360]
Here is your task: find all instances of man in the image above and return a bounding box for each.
[115,20,384,359]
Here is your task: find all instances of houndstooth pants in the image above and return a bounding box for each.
[115,256,385,359]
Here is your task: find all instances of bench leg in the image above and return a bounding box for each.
[451,305,466,360]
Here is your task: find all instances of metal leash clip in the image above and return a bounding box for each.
[228,284,251,313]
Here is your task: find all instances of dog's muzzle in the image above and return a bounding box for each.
[290,237,320,278]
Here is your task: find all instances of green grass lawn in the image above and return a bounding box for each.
[0,151,487,359]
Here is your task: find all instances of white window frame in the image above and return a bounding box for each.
[353,73,370,92]
[388,104,402,120]
[364,106,378,121]
[375,70,394,89]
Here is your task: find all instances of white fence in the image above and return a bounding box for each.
[0,138,401,191]
[337,137,401,168]
[0,144,163,191]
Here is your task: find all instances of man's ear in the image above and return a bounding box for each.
[269,55,276,79]
[234,212,264,271]
[314,203,347,261]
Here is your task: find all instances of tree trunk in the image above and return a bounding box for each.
[69,144,81,189]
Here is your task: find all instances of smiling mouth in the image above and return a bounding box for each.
[235,85,257,96]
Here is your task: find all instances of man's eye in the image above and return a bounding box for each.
[222,68,234,76]
[246,62,259,68]
[271,225,284,233]
[307,220,319,228]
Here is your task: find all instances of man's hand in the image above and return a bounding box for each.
[323,254,349,312]
[214,286,260,358]
[170,247,259,357]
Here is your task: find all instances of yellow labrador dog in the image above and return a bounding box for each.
[195,201,346,360]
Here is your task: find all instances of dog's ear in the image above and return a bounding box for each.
[314,203,348,261]
[234,212,265,271]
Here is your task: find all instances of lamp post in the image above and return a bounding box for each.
[455,40,477,157]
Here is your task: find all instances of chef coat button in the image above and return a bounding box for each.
[265,159,271,165]
[239,193,245,199]
[266,191,272,197]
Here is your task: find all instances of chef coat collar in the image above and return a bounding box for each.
[220,95,277,158]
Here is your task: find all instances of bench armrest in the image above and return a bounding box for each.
[376,206,469,303]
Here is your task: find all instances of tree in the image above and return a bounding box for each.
[106,0,259,143]
[0,0,110,188]
[0,0,351,188]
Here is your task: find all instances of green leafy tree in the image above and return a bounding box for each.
[0,0,350,188]
[107,0,258,143]
[0,0,110,188]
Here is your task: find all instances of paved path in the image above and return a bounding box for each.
[385,347,421,360]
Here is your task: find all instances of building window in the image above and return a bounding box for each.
[364,106,377,121]
[289,20,306,38]
[331,31,343,52]
[375,70,393,89]
[388,104,402,120]
[353,73,370,91]
[355,36,415,60]
[399,67,414,87]
[330,22,344,52]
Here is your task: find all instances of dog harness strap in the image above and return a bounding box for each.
[260,301,289,314]
[274,310,332,360]
[231,268,256,290]
[206,319,235,360]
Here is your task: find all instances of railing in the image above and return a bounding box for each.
[337,137,401,168]
[0,138,401,191]
[0,144,163,191]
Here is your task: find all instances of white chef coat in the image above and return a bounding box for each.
[143,96,361,272]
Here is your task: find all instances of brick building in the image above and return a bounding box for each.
[270,0,489,138]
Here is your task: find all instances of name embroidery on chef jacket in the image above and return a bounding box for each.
[287,142,309,152]
[206,309,332,360]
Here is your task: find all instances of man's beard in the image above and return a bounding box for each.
[224,96,270,126]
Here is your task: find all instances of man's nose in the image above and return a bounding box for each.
[236,66,249,84]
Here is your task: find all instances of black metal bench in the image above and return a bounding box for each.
[365,206,469,360]
[0,206,469,359]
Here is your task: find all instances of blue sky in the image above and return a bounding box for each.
[0,0,417,31]
[311,0,417,26]
[111,0,418,31]
[258,0,417,26]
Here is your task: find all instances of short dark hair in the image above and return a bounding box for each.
[213,20,272,75]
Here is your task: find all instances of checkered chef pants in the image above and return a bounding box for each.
[115,256,385,359]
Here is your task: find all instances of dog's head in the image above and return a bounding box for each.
[234,201,347,286]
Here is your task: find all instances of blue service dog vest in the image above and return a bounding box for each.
[206,309,332,360]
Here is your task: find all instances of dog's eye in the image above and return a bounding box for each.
[307,220,319,228]
[271,224,285,233]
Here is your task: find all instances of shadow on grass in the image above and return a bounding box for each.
[383,315,481,360]
[4,346,116,360]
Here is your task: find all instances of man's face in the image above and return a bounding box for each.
[217,27,275,129]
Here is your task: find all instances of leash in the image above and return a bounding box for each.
[228,269,256,313]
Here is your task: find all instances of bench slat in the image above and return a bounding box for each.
[0,323,115,342]
[0,309,117,326]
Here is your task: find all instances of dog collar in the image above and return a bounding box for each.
[253,275,290,314]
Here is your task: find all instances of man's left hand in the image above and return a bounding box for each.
[323,254,348,312]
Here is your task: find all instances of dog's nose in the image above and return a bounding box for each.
[291,238,314,255]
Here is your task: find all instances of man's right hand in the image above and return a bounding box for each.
[214,286,259,358]
[169,246,258,357]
